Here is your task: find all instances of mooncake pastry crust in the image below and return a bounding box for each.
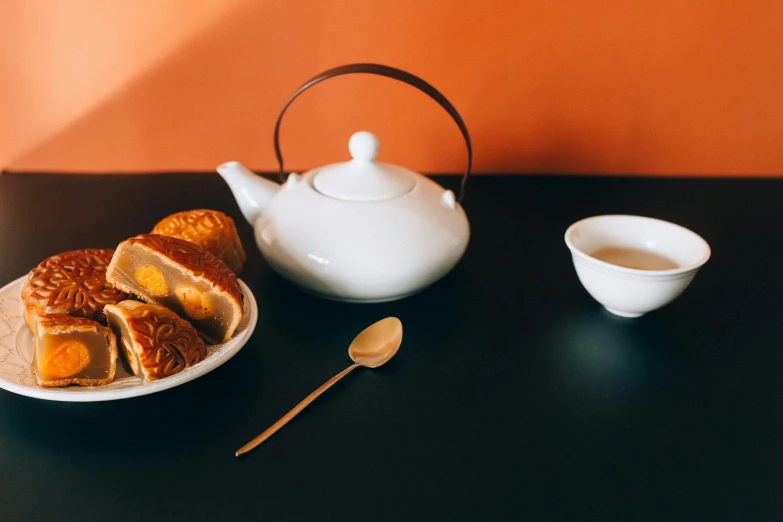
[21,249,129,332]
[104,301,207,381]
[106,234,243,343]
[151,209,246,274]
[34,314,118,387]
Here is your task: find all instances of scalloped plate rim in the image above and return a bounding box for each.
[0,275,258,402]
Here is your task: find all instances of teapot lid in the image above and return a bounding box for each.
[313,131,416,202]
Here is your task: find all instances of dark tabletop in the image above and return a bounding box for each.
[0,172,781,521]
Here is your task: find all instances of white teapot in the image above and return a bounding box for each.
[217,64,471,302]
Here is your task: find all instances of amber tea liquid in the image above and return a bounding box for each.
[589,246,679,270]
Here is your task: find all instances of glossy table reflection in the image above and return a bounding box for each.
[0,172,781,521]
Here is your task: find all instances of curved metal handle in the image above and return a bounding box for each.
[273,63,472,202]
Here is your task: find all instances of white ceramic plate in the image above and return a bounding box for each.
[0,275,258,402]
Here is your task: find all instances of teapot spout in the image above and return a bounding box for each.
[217,161,281,226]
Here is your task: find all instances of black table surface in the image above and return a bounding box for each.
[0,172,781,521]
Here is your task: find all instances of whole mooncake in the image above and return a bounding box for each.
[151,209,246,274]
[106,234,243,343]
[105,301,207,381]
[21,249,129,332]
[33,314,117,387]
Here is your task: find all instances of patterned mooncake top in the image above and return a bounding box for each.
[116,302,207,378]
[152,210,242,252]
[22,249,129,324]
[151,209,246,273]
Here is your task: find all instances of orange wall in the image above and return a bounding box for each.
[2,0,782,175]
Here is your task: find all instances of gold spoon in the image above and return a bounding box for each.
[235,317,403,457]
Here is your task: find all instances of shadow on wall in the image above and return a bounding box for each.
[9,0,471,174]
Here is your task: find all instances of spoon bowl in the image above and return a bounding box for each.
[349,317,403,367]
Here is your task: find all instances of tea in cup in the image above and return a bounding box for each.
[564,215,711,317]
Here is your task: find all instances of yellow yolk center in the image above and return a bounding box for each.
[134,265,168,297]
[45,341,91,379]
[176,286,213,320]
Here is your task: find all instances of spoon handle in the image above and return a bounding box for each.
[235,363,359,457]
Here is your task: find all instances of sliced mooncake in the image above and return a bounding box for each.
[104,301,207,381]
[106,234,243,343]
[33,314,117,387]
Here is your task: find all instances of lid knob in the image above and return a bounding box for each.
[312,130,416,201]
[348,131,380,162]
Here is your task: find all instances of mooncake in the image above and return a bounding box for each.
[21,249,129,332]
[33,314,117,387]
[105,301,207,381]
[151,209,246,274]
[106,234,243,343]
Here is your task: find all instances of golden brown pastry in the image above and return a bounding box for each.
[106,234,243,343]
[104,301,207,381]
[33,314,117,387]
[21,249,129,332]
[151,209,246,274]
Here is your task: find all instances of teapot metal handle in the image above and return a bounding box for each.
[273,63,472,202]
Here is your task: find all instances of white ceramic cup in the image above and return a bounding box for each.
[564,215,711,318]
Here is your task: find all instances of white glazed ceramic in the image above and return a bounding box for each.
[564,215,711,318]
[218,63,472,303]
[0,276,258,402]
[218,131,470,303]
